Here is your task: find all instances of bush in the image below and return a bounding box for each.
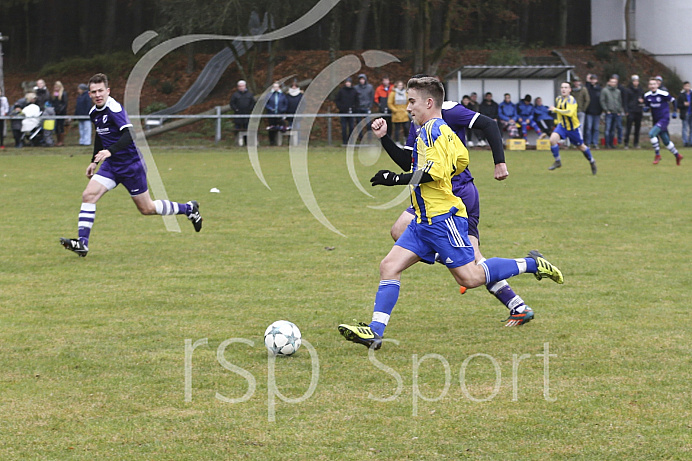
[594,43,612,61]
[159,81,175,94]
[40,52,138,78]
[143,102,168,114]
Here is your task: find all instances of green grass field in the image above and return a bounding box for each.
[1,144,690,460]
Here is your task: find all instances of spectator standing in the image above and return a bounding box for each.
[10,95,27,147]
[584,74,602,148]
[624,75,645,149]
[498,93,519,139]
[600,76,623,149]
[264,82,288,146]
[51,81,68,146]
[75,83,92,146]
[655,75,668,92]
[387,80,409,145]
[478,92,500,146]
[0,88,8,149]
[35,79,49,109]
[572,76,590,138]
[467,91,483,145]
[285,80,303,130]
[374,77,392,135]
[533,97,554,135]
[335,77,358,145]
[354,73,374,136]
[230,80,255,131]
[677,81,692,147]
[460,95,476,146]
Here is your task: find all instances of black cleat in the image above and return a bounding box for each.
[187,201,202,232]
[60,238,88,257]
[590,161,597,175]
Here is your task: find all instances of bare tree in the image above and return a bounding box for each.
[625,0,633,60]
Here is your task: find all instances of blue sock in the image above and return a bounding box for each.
[369,280,400,337]
[154,200,190,216]
[481,258,537,284]
[582,146,594,162]
[550,144,561,160]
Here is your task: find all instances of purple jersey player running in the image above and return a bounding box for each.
[60,73,202,257]
[643,77,683,166]
[373,96,534,327]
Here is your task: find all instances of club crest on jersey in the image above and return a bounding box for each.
[103,114,108,124]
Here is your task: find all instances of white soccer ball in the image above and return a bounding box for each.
[264,320,302,356]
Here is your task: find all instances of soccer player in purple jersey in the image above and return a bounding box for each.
[372,86,535,327]
[643,77,683,166]
[60,73,202,257]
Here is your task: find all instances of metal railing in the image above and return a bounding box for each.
[0,110,391,146]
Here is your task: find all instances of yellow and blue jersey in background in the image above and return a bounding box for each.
[553,95,580,131]
[411,118,469,223]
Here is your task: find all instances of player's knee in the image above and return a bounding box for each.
[379,257,401,279]
[82,189,98,203]
[136,201,156,215]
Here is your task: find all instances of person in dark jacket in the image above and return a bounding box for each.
[75,83,92,146]
[677,81,692,147]
[624,75,645,149]
[265,82,288,146]
[335,77,358,145]
[584,74,603,148]
[51,81,68,146]
[229,80,255,130]
[478,92,500,144]
[10,96,27,148]
[285,80,303,130]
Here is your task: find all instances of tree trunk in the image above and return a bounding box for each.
[426,0,456,76]
[557,0,568,47]
[352,0,371,50]
[328,4,341,63]
[625,0,633,60]
[402,0,414,50]
[101,0,117,53]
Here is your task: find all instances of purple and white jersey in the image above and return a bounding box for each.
[405,101,479,184]
[643,89,674,130]
[90,97,139,167]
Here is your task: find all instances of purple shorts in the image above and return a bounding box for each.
[406,180,481,241]
[92,159,148,196]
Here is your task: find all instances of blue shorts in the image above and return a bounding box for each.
[93,159,149,196]
[554,124,584,147]
[396,211,476,268]
[406,180,480,241]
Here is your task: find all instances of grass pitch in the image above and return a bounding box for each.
[1,144,690,460]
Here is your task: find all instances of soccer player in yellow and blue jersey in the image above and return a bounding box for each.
[338,77,564,350]
[548,81,597,174]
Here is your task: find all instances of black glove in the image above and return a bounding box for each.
[370,169,400,186]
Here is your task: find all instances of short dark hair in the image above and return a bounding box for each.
[88,73,109,88]
[684,81,690,85]
[407,76,444,107]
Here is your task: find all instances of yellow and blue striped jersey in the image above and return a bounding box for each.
[554,95,580,131]
[411,118,469,223]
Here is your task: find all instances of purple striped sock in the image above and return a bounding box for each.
[78,203,96,246]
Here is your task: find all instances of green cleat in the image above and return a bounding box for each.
[338,321,382,350]
[527,250,563,284]
[503,306,534,327]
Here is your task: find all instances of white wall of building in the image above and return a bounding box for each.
[591,0,692,82]
[446,78,556,105]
